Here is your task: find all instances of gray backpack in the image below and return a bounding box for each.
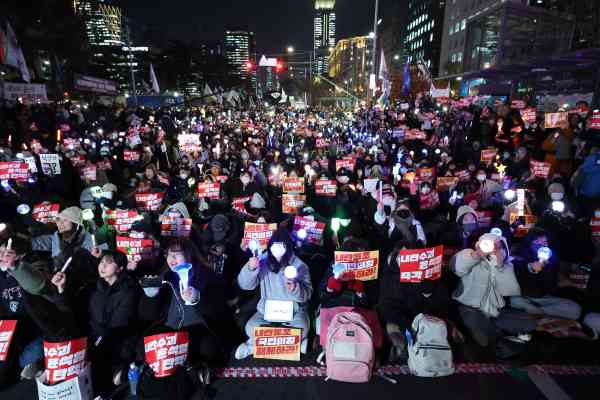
[407,314,455,377]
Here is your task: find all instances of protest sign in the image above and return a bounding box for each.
[116,236,155,262]
[135,192,165,211]
[0,320,17,361]
[197,182,221,200]
[335,156,356,171]
[0,162,29,181]
[509,213,537,238]
[177,133,201,153]
[43,338,87,384]
[283,177,305,194]
[316,138,328,148]
[417,167,435,182]
[39,154,61,176]
[105,210,140,233]
[32,202,60,224]
[293,216,325,245]
[80,166,97,181]
[24,156,37,174]
[591,215,600,242]
[544,112,568,129]
[242,223,277,250]
[480,148,497,164]
[591,110,600,130]
[282,194,305,214]
[232,196,251,214]
[315,179,337,197]
[521,108,537,124]
[530,160,551,179]
[398,245,443,283]
[436,176,458,192]
[124,150,140,162]
[144,332,189,378]
[160,216,192,238]
[253,327,301,361]
[511,100,526,110]
[334,250,379,281]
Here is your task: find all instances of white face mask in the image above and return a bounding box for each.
[337,176,349,184]
[382,195,395,207]
[241,176,250,185]
[477,174,486,182]
[270,242,286,259]
[180,173,189,180]
[550,192,564,201]
[421,187,431,195]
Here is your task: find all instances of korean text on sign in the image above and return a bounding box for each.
[242,223,277,250]
[283,177,305,194]
[398,246,443,283]
[135,192,165,211]
[116,236,155,262]
[0,320,17,361]
[293,216,325,245]
[197,182,221,199]
[32,202,60,224]
[282,194,306,215]
[334,250,380,281]
[144,332,189,378]
[160,216,192,238]
[253,327,301,361]
[315,179,337,197]
[0,162,29,181]
[43,337,87,384]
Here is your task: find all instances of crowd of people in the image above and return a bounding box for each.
[1,94,600,397]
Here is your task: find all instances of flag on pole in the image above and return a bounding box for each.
[377,49,390,106]
[279,88,288,104]
[5,23,30,82]
[150,63,160,94]
[203,84,216,103]
[402,61,411,96]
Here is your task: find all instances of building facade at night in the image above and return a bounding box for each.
[329,36,370,99]
[313,0,336,76]
[225,29,256,90]
[73,0,124,47]
[403,0,446,77]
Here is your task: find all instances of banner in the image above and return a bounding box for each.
[335,157,356,171]
[144,332,189,378]
[522,108,537,124]
[282,194,306,214]
[105,210,140,233]
[480,148,497,163]
[124,150,140,162]
[73,74,118,95]
[436,176,458,192]
[116,235,155,262]
[544,112,568,129]
[39,154,61,176]
[0,320,17,361]
[392,128,405,139]
[315,179,337,197]
[0,162,29,181]
[32,202,60,224]
[242,223,277,250]
[253,327,301,361]
[43,338,87,384]
[293,216,325,245]
[530,160,551,179]
[398,245,443,283]
[283,177,305,194]
[160,216,192,238]
[197,182,220,200]
[1,82,47,103]
[135,192,165,211]
[334,250,379,281]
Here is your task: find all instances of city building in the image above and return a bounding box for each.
[314,0,336,76]
[329,36,371,99]
[224,29,256,89]
[378,0,408,100]
[404,0,446,77]
[73,0,124,47]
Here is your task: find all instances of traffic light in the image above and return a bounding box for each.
[246,61,254,71]
[276,62,283,73]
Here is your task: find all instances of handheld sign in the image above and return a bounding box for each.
[43,337,87,384]
[144,332,189,378]
[253,327,301,361]
[242,223,277,250]
[333,250,379,281]
[282,194,306,215]
[398,246,443,283]
[0,320,17,361]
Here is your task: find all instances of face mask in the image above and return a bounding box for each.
[477,174,486,182]
[241,176,250,185]
[550,192,564,201]
[270,243,286,259]
[421,187,431,195]
[180,173,189,180]
[382,196,395,207]
[396,209,410,219]
[337,176,349,184]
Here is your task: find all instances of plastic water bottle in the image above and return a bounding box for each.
[128,363,139,396]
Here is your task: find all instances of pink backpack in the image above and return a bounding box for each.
[323,311,375,383]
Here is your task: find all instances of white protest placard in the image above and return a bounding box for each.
[264,300,294,323]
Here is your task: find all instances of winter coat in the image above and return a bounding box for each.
[512,241,559,298]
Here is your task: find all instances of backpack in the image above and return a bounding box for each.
[407,313,455,378]
[322,311,375,383]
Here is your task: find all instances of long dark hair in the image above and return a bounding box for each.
[166,238,203,269]
[263,228,295,273]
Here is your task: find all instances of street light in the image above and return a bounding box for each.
[287,46,295,54]
[368,32,375,39]
[394,54,400,61]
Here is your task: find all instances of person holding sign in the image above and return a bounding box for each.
[451,233,536,358]
[235,229,312,359]
[374,197,427,259]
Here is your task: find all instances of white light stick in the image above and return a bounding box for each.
[297,228,307,240]
[248,239,260,257]
[537,247,552,263]
[284,265,298,280]
[61,257,73,273]
[6,238,12,251]
[91,234,96,248]
[479,239,495,254]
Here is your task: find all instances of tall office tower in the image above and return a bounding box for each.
[314,0,336,76]
[74,0,124,46]
[225,29,256,88]
[404,0,446,77]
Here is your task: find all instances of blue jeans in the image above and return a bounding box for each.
[18,337,43,368]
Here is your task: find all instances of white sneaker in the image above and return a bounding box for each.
[235,343,252,360]
[20,363,39,380]
[301,338,308,354]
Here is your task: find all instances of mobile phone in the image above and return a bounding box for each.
[140,276,163,288]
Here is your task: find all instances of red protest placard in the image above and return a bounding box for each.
[417,167,435,182]
[0,320,17,361]
[293,216,325,245]
[480,148,497,164]
[197,182,221,200]
[0,162,29,181]
[32,202,60,224]
[522,108,537,124]
[116,235,155,262]
[253,327,301,361]
[81,166,97,181]
[215,175,228,184]
[232,196,251,214]
[283,177,305,194]
[315,179,337,197]
[530,160,551,179]
[335,157,356,171]
[62,138,79,149]
[590,216,600,242]
[282,194,306,215]
[511,100,526,110]
[124,150,140,162]
[405,129,426,140]
[157,172,170,186]
[105,210,140,233]
[398,246,443,283]
[436,176,459,192]
[591,110,600,130]
[43,337,87,384]
[135,192,165,211]
[242,223,277,250]
[160,216,192,238]
[144,332,189,378]
[178,134,201,153]
[334,250,379,281]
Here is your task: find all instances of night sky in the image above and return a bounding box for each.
[125,0,375,54]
